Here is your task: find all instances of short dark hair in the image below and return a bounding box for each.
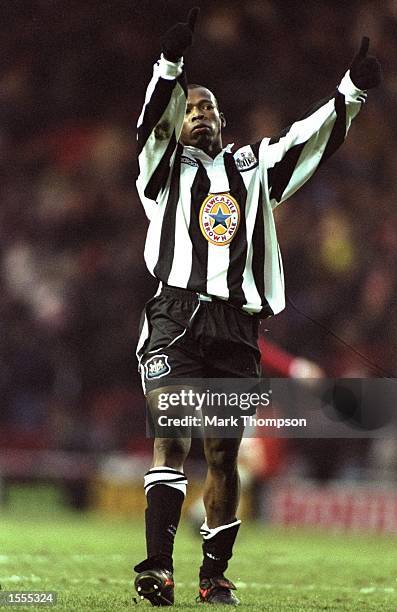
[188,83,204,90]
[187,83,219,109]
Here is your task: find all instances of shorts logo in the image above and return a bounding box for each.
[199,193,240,246]
[145,354,171,380]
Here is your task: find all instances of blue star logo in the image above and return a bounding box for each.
[209,206,231,230]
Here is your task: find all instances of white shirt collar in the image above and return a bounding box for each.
[183,143,234,162]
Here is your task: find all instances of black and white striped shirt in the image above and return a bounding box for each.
[136,55,366,315]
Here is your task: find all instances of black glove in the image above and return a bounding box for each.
[349,36,382,89]
[161,7,200,62]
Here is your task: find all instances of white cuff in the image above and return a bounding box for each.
[200,518,241,540]
[155,54,184,80]
[338,70,367,103]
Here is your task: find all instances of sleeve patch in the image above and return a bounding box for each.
[234,147,258,172]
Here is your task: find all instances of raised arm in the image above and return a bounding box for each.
[136,8,200,214]
[262,37,381,208]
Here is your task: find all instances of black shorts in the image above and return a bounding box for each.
[138,286,262,394]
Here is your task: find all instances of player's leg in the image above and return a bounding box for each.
[195,302,260,604]
[203,436,242,527]
[197,436,242,605]
[134,386,191,606]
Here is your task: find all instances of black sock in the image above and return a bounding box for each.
[199,520,241,580]
[145,484,184,571]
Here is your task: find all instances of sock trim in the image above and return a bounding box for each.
[200,518,241,540]
[145,467,185,475]
[144,466,188,496]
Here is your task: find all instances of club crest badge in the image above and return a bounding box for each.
[199,193,240,246]
[235,149,258,172]
[145,354,171,380]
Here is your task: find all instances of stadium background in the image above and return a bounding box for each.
[1,0,397,530]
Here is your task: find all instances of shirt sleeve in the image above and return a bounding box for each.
[260,71,367,209]
[136,54,187,213]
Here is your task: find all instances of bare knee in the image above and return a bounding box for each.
[153,437,191,470]
[147,386,193,469]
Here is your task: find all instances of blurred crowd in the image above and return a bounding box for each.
[1,1,397,460]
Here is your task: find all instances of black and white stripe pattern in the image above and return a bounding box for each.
[144,466,188,496]
[137,57,366,315]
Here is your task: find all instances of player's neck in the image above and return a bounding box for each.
[197,140,223,159]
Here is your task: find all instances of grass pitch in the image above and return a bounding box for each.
[0,488,396,610]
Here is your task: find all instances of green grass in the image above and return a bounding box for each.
[0,486,397,610]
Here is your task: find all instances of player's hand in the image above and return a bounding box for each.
[349,36,382,89]
[161,7,200,62]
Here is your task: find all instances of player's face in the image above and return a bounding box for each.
[180,87,224,153]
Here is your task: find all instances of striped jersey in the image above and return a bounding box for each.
[136,54,366,315]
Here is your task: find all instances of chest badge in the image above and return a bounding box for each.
[199,193,240,246]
